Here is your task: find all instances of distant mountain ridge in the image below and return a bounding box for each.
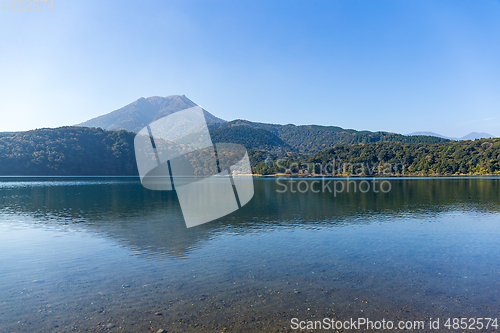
[77,95,451,154]
[2,95,498,176]
[408,131,496,141]
[77,95,225,133]
[211,119,450,153]
[460,132,496,140]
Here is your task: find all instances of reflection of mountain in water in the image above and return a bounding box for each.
[0,178,215,259]
[1,177,499,258]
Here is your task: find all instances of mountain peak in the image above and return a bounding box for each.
[77,95,225,133]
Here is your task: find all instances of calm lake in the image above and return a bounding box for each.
[1,177,500,332]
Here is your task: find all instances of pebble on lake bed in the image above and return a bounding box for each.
[157,329,166,333]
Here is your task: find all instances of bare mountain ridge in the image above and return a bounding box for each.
[77,95,225,133]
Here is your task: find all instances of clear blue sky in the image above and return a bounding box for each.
[1,0,499,137]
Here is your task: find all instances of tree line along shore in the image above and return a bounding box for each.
[0,126,499,176]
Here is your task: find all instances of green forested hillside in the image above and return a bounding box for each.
[0,127,138,175]
[213,120,450,153]
[0,126,288,176]
[1,126,498,176]
[256,139,500,175]
[0,126,290,176]
[210,126,289,151]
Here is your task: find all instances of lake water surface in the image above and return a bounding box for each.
[1,177,500,332]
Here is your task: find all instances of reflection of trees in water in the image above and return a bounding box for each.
[0,179,211,259]
[254,178,500,220]
[1,178,499,258]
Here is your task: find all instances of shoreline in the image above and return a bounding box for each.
[1,174,500,178]
[253,173,500,178]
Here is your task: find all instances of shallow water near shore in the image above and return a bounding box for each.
[1,177,500,332]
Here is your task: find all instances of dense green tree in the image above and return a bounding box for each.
[280,139,500,176]
[0,127,137,175]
